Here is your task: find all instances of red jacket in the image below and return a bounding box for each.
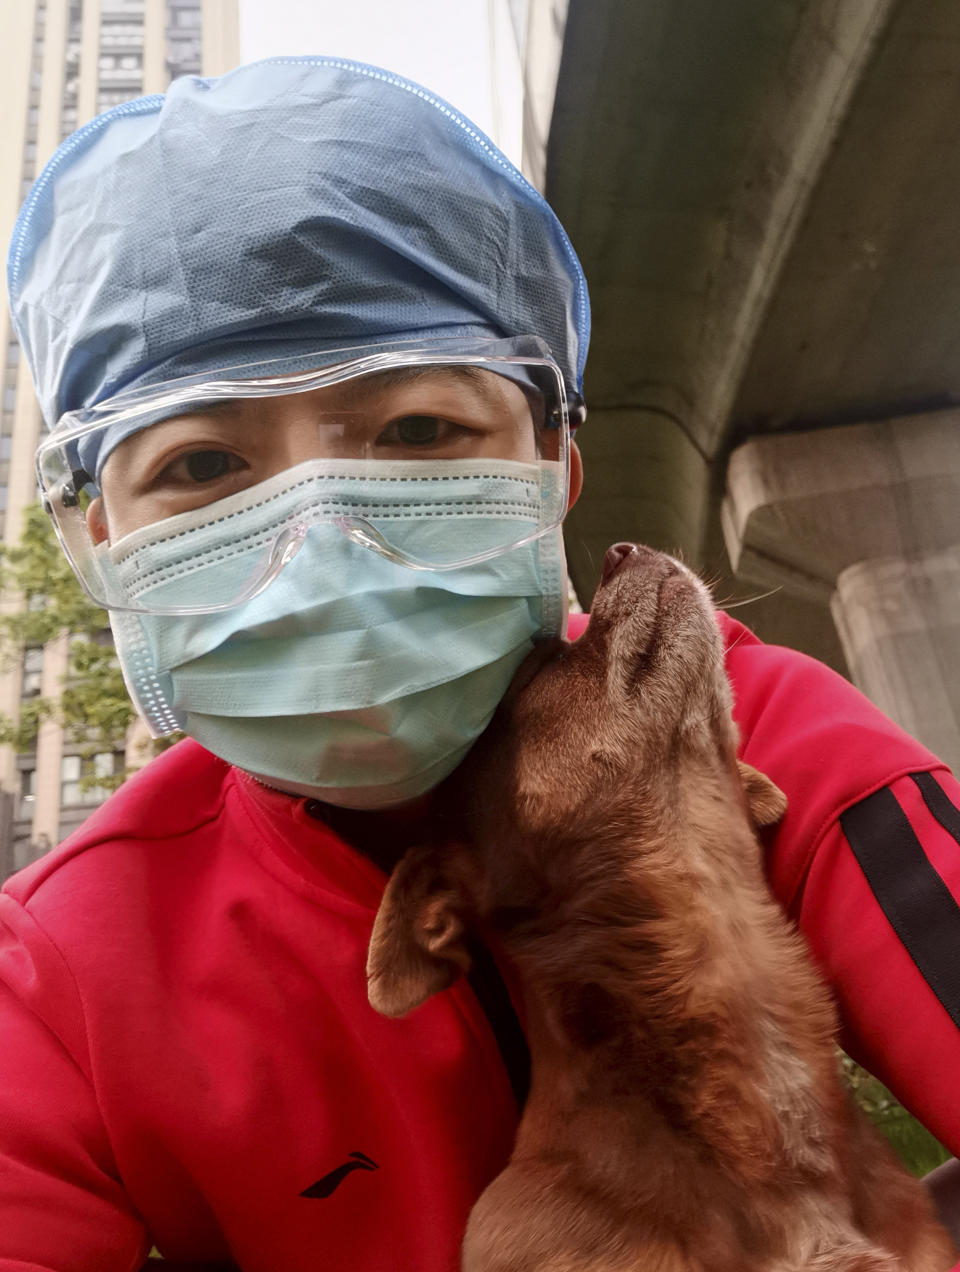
[1,611,959,1271]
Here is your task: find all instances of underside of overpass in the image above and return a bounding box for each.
[545,0,960,757]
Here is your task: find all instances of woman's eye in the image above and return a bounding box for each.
[163,450,244,484]
[379,415,463,448]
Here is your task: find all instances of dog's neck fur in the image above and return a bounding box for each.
[477,762,840,1192]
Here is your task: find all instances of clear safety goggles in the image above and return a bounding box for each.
[38,335,574,616]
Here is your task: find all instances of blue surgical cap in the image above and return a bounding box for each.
[8,57,590,475]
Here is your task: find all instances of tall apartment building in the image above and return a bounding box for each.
[0,0,239,878]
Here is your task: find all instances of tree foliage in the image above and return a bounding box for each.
[0,504,141,790]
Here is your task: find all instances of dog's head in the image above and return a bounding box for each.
[458,543,783,834]
[368,543,785,1017]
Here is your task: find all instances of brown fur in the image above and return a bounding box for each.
[367,544,957,1271]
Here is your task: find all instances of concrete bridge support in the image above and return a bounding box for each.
[723,411,960,769]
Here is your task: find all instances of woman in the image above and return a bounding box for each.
[2,56,959,1271]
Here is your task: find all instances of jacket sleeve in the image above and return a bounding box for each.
[792,769,960,1156]
[0,894,149,1271]
[720,613,960,1159]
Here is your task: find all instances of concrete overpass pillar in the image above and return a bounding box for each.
[722,410,960,771]
[831,549,960,769]
[565,406,712,602]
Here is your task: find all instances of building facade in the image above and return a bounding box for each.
[0,0,239,879]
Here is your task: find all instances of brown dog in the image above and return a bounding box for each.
[367,543,956,1271]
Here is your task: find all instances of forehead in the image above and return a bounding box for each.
[204,363,521,408]
[316,364,523,402]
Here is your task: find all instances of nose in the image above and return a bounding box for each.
[600,542,637,584]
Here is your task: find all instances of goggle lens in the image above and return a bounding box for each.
[38,345,571,615]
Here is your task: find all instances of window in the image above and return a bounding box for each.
[100,22,142,47]
[21,647,43,698]
[3,386,16,412]
[17,768,36,821]
[97,89,139,110]
[61,751,125,806]
[61,754,81,796]
[98,52,142,70]
[98,67,142,88]
[171,5,202,28]
[167,34,201,74]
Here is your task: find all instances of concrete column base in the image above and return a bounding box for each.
[832,548,960,772]
[722,410,960,770]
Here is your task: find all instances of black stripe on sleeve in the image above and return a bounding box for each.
[466,938,530,1111]
[911,771,960,849]
[840,783,960,1030]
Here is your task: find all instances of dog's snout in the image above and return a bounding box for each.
[600,542,637,584]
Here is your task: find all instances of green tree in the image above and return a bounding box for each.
[0,503,145,791]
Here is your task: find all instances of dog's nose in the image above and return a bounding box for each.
[600,542,637,583]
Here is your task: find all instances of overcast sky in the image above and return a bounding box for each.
[237,0,523,162]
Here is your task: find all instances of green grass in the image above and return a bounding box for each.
[841,1054,950,1177]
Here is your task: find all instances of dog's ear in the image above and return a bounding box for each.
[737,760,788,828]
[367,845,473,1018]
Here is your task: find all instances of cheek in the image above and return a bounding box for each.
[97,469,150,541]
[484,432,537,463]
[98,495,142,541]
